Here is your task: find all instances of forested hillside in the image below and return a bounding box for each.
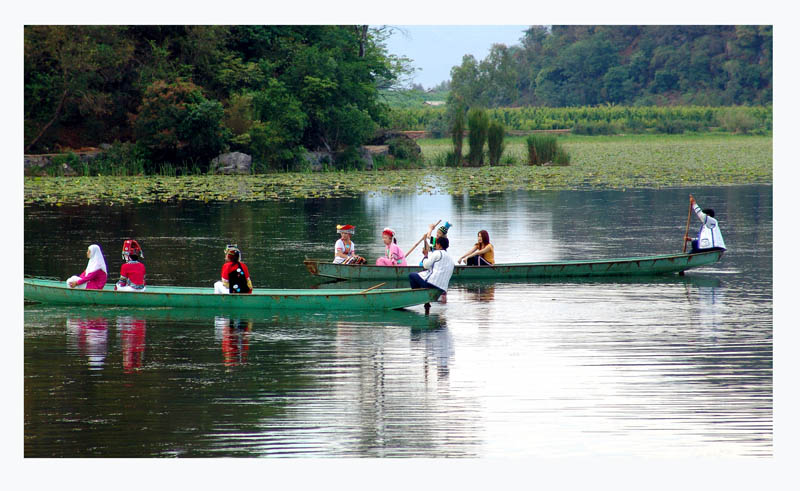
[447,25,772,108]
[24,25,411,170]
[24,25,772,172]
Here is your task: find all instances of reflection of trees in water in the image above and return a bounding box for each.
[557,278,771,446]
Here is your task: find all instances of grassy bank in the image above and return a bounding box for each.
[24,134,772,206]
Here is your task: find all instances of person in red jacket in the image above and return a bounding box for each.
[214,244,253,294]
[115,239,146,291]
[66,244,108,290]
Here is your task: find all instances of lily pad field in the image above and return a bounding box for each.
[24,134,772,206]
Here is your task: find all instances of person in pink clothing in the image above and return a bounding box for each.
[375,228,408,266]
[66,244,108,290]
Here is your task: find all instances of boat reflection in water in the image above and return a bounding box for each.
[117,316,147,373]
[66,317,109,371]
[411,318,454,382]
[214,316,253,367]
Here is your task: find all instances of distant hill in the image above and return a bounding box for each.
[447,25,772,108]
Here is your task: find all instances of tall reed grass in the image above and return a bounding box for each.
[526,134,570,166]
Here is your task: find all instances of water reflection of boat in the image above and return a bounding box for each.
[304,249,724,281]
[66,317,108,370]
[215,316,252,367]
[24,277,442,311]
[411,324,454,381]
[117,316,147,373]
[29,304,443,331]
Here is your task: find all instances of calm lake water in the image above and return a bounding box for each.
[23,185,772,457]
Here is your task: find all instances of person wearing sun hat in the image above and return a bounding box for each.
[334,224,366,264]
[376,227,408,266]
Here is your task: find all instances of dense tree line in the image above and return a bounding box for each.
[447,25,772,109]
[24,25,411,171]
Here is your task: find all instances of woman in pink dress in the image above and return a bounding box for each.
[375,228,407,266]
[66,244,108,290]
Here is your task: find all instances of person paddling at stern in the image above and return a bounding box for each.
[66,244,108,290]
[409,235,454,298]
[684,195,726,253]
[214,244,253,294]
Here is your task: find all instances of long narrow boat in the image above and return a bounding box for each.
[23,278,441,310]
[304,249,724,282]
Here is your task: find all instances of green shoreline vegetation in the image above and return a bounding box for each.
[25,134,772,206]
[24,25,772,205]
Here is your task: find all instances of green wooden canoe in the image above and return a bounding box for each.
[23,278,442,310]
[304,249,724,282]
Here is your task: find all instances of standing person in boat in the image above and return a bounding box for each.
[333,224,366,264]
[115,239,146,291]
[376,227,408,266]
[415,221,451,267]
[409,236,455,295]
[66,244,108,290]
[458,230,495,266]
[684,195,726,253]
[214,245,253,294]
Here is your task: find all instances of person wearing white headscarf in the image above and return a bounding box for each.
[66,244,108,290]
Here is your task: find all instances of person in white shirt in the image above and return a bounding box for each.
[409,236,454,294]
[684,195,726,253]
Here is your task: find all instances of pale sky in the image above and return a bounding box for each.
[385,25,528,90]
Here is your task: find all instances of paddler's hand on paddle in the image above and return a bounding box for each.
[689,195,695,207]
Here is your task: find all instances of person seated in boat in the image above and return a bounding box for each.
[333,224,366,265]
[214,245,253,294]
[115,239,146,292]
[66,244,108,290]
[409,236,454,294]
[418,221,451,267]
[684,195,726,253]
[376,227,408,266]
[458,230,495,266]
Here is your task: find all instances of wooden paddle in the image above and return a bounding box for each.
[682,195,693,253]
[359,282,386,293]
[405,220,441,257]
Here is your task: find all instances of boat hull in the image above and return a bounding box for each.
[304,250,724,282]
[23,279,441,310]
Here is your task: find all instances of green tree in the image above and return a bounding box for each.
[133,79,229,169]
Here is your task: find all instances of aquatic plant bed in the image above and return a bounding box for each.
[24,135,771,205]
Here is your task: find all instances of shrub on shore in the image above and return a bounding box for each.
[526,134,570,166]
